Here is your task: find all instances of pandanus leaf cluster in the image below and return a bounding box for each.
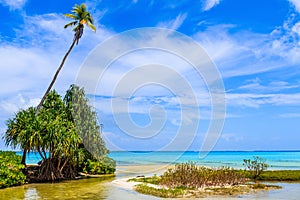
[4,85,114,181]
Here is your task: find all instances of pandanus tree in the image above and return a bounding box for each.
[64,84,109,159]
[4,107,38,165]
[35,3,96,116]
[4,85,115,180]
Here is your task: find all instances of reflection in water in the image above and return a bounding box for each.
[1,176,300,200]
[24,188,38,199]
[0,177,114,200]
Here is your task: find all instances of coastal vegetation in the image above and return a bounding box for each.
[0,151,26,188]
[129,162,284,198]
[159,162,245,188]
[3,85,115,182]
[0,3,115,189]
[243,156,268,180]
[134,182,281,198]
[247,170,300,181]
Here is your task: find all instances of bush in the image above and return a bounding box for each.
[0,151,26,188]
[160,162,245,188]
[243,156,268,180]
[83,157,116,175]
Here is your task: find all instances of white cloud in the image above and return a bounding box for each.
[0,0,26,10]
[202,0,221,11]
[292,22,300,35]
[157,13,187,30]
[227,93,300,108]
[268,17,300,65]
[193,15,300,78]
[0,93,40,115]
[0,12,113,118]
[236,78,300,92]
[289,0,300,13]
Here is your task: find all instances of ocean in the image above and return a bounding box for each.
[22,150,300,170]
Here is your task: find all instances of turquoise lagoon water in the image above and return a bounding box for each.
[23,151,300,170]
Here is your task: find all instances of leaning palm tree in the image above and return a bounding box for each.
[35,3,96,116]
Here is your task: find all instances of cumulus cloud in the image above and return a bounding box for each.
[196,27,276,77]
[193,12,300,78]
[0,12,113,118]
[0,0,26,10]
[289,0,300,13]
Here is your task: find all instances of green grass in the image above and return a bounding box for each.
[135,184,185,198]
[134,183,282,198]
[128,174,161,185]
[258,170,300,181]
[237,170,300,181]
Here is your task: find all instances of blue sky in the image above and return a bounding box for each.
[1,0,300,151]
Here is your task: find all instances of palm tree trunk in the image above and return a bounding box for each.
[35,39,77,116]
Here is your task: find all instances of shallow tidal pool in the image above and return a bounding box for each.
[1,177,300,200]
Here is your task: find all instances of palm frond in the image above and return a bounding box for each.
[72,4,82,14]
[64,3,96,42]
[80,3,87,11]
[81,11,89,19]
[64,21,78,29]
[87,16,94,24]
[64,13,79,20]
[87,22,96,32]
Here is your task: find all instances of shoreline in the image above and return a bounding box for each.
[116,164,172,176]
[112,164,300,198]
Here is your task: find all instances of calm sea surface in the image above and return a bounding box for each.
[109,151,300,170]
[1,151,299,200]
[23,151,300,170]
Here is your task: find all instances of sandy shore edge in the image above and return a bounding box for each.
[112,164,170,190]
[112,178,140,190]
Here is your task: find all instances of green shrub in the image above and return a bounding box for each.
[160,162,245,188]
[0,151,26,188]
[83,157,116,175]
[243,156,268,180]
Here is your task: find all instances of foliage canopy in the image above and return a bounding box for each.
[4,85,114,182]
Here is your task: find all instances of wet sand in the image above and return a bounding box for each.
[116,164,172,177]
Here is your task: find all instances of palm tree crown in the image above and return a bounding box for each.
[64,4,96,44]
[35,3,96,116]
